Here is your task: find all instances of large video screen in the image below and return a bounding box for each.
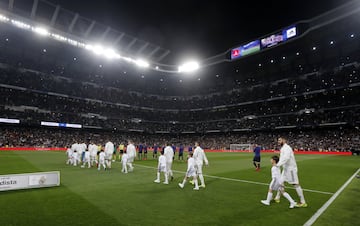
[230,25,297,60]
[231,40,260,60]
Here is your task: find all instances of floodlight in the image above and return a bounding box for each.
[104,48,118,59]
[135,59,149,68]
[0,14,10,22]
[11,20,30,29]
[34,27,50,36]
[92,45,104,55]
[178,61,199,73]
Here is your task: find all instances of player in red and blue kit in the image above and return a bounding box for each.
[153,144,158,159]
[178,144,184,161]
[143,144,148,160]
[138,144,143,160]
[253,144,261,171]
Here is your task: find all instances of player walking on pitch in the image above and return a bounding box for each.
[126,140,136,172]
[104,140,114,169]
[193,142,209,188]
[274,137,307,207]
[154,151,168,184]
[164,143,174,181]
[261,155,297,208]
[178,152,199,190]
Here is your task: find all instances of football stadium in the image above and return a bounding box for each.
[0,0,359,225]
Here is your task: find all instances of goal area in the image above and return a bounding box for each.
[229,144,253,151]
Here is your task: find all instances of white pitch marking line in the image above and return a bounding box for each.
[303,168,360,226]
[134,164,334,195]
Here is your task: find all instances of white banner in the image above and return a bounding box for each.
[0,171,60,192]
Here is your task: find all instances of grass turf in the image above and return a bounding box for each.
[0,151,358,226]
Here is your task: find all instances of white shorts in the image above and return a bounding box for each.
[186,169,196,177]
[282,168,299,184]
[158,165,166,173]
[196,163,203,174]
[269,178,282,191]
[105,152,112,160]
[127,156,134,163]
[166,162,173,172]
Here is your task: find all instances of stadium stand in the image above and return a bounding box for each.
[0,3,360,152]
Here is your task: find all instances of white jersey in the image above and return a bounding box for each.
[84,151,90,161]
[121,153,128,163]
[105,141,114,154]
[71,143,77,152]
[72,152,79,161]
[186,156,197,177]
[277,143,297,170]
[126,144,137,158]
[193,146,208,165]
[164,146,174,162]
[269,165,282,191]
[66,148,73,157]
[99,152,105,161]
[89,144,98,157]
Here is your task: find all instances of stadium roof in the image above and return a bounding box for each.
[0,0,356,73]
[45,0,352,63]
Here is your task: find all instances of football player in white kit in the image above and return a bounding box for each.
[154,150,168,184]
[66,146,73,165]
[260,155,297,208]
[126,140,136,172]
[164,143,174,181]
[274,137,307,207]
[98,149,106,171]
[178,152,199,190]
[89,142,98,167]
[104,141,114,169]
[193,142,209,188]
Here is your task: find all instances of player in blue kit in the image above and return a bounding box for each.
[138,143,143,160]
[178,144,184,161]
[253,144,261,171]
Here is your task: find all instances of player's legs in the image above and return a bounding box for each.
[294,184,307,206]
[178,175,188,188]
[122,162,128,173]
[127,157,134,171]
[261,179,280,205]
[192,175,199,190]
[166,162,173,179]
[197,163,205,187]
[261,188,273,205]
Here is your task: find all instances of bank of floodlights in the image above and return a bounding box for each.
[0,13,202,73]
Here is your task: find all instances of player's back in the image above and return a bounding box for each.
[164,146,174,162]
[193,147,207,164]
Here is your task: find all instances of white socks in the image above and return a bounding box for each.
[295,185,306,203]
[156,172,160,181]
[181,179,186,186]
[194,179,199,189]
[198,174,205,186]
[283,192,295,204]
[266,192,273,202]
[275,190,281,200]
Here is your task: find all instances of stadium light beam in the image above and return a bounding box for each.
[178,61,199,73]
[33,27,50,36]
[135,59,149,68]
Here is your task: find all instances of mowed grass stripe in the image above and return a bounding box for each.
[0,151,122,226]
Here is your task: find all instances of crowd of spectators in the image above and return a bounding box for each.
[0,126,357,152]
[0,23,360,152]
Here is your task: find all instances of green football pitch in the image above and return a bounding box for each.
[0,151,358,226]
